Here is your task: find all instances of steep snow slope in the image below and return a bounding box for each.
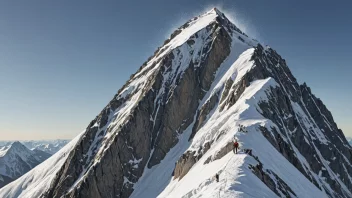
[1,8,351,198]
[0,142,51,188]
[130,53,327,198]
[0,133,82,197]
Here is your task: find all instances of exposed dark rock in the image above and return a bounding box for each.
[174,140,215,179]
[249,156,296,197]
[190,92,219,140]
[174,151,197,179]
[204,141,233,165]
[248,45,352,196]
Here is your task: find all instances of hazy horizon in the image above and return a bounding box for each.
[0,138,70,142]
[0,0,351,140]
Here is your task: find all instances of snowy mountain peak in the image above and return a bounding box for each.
[0,141,51,188]
[1,8,352,198]
[202,7,225,19]
[8,141,28,152]
[10,141,21,146]
[0,141,27,158]
[210,7,221,14]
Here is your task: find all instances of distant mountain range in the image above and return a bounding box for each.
[0,140,69,154]
[0,142,51,188]
[0,140,69,188]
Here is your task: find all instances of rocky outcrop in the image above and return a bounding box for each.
[204,141,233,164]
[249,161,296,198]
[174,141,213,179]
[244,46,352,197]
[191,93,220,140]
[174,151,198,179]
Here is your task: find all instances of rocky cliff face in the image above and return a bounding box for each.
[1,8,351,198]
[251,46,352,197]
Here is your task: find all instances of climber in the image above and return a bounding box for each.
[215,173,219,182]
[233,140,239,154]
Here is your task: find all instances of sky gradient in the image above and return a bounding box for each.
[0,0,351,140]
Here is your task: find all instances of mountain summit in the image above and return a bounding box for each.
[1,8,351,198]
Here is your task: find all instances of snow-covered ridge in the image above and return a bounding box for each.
[130,44,329,197]
[158,76,327,197]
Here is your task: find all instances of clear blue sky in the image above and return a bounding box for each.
[0,0,351,140]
